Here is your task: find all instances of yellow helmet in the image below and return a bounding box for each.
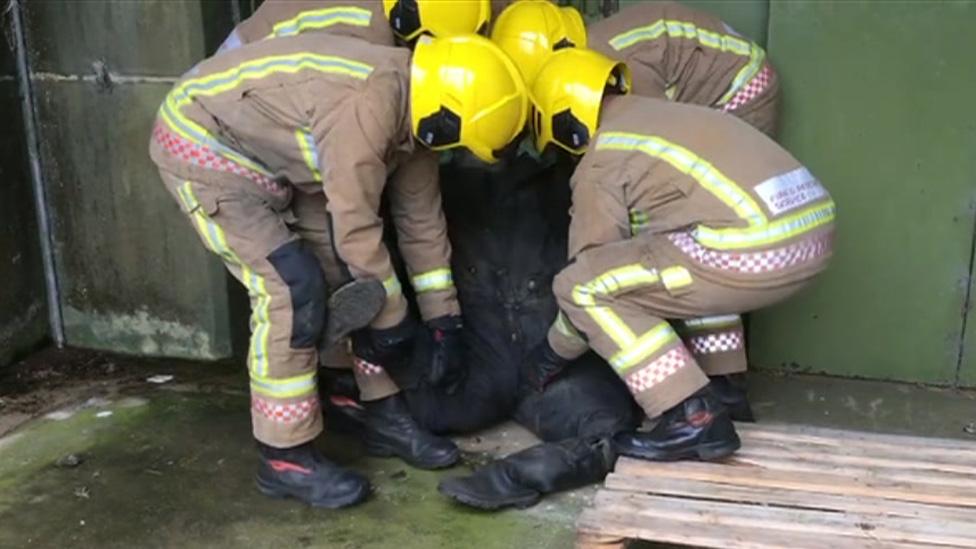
[411,34,529,164]
[530,48,630,155]
[383,0,491,42]
[490,0,586,85]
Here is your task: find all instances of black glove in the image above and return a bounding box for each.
[427,315,466,395]
[520,340,571,393]
[351,314,418,372]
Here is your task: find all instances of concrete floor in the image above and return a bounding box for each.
[0,352,974,548]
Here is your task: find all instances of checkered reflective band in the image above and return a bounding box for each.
[722,63,774,112]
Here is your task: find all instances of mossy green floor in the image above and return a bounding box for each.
[0,364,973,548]
[0,387,581,548]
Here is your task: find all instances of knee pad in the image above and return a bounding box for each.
[267,240,327,349]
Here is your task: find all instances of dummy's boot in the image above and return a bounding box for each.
[364,393,460,469]
[319,369,367,434]
[709,374,755,422]
[613,387,740,462]
[321,279,386,350]
[255,441,371,508]
[437,437,615,510]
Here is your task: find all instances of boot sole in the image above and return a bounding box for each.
[437,483,541,511]
[364,440,461,470]
[255,477,370,509]
[618,436,742,463]
[322,280,386,349]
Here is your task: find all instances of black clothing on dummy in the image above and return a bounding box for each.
[402,151,641,507]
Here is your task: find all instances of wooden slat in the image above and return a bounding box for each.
[578,506,932,549]
[589,491,976,547]
[735,439,976,475]
[614,458,976,508]
[737,423,976,459]
[726,452,976,488]
[603,473,976,522]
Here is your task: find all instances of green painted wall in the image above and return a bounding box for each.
[20,0,244,360]
[0,27,48,366]
[748,1,976,386]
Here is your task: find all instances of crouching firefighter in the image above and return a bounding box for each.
[520,48,835,462]
[149,33,529,508]
[213,0,496,452]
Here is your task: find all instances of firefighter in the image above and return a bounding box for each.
[491,0,780,136]
[518,48,834,462]
[149,33,528,507]
[213,0,495,447]
[218,0,491,52]
[491,0,785,420]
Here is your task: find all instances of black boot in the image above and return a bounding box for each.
[320,279,386,350]
[255,441,371,508]
[364,393,460,469]
[613,387,740,462]
[319,369,367,434]
[709,374,755,422]
[438,437,615,510]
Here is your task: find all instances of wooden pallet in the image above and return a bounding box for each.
[576,422,976,548]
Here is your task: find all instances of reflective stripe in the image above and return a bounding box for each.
[682,314,741,331]
[294,128,322,181]
[161,53,373,175]
[595,132,835,250]
[554,311,584,342]
[629,209,650,236]
[598,132,765,225]
[178,182,272,377]
[269,7,372,38]
[411,268,453,294]
[692,202,835,249]
[606,19,765,106]
[250,371,317,399]
[572,264,659,349]
[609,19,752,54]
[610,322,680,372]
[719,45,765,106]
[383,275,402,297]
[660,266,692,290]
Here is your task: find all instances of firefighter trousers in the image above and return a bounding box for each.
[159,170,399,448]
[548,232,808,418]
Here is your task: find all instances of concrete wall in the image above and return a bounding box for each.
[0,24,48,365]
[19,0,244,360]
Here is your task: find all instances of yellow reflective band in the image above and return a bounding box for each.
[596,132,835,250]
[718,44,766,105]
[180,182,272,377]
[162,53,374,174]
[268,6,372,38]
[554,311,584,342]
[597,132,765,226]
[250,371,317,399]
[609,19,753,56]
[383,275,402,297]
[693,201,835,250]
[660,266,692,290]
[572,264,660,350]
[294,128,322,182]
[629,209,650,236]
[682,314,740,332]
[411,268,454,294]
[664,85,677,101]
[610,322,679,372]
